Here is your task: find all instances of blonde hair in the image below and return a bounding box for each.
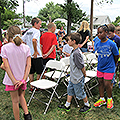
[78,20,90,32]
[7,26,22,46]
[47,22,56,29]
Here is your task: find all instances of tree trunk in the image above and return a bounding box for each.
[23,0,25,28]
[0,13,2,42]
[67,0,72,35]
[90,0,94,40]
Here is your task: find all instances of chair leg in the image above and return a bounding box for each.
[73,96,80,107]
[27,88,36,106]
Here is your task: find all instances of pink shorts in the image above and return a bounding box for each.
[97,70,114,80]
[5,83,27,91]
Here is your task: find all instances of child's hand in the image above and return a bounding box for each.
[14,81,23,89]
[43,54,48,59]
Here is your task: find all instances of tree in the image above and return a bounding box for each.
[112,16,120,26]
[59,0,87,34]
[38,2,66,22]
[0,0,19,41]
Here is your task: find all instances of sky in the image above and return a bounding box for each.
[16,0,120,22]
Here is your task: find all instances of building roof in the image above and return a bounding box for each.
[93,15,111,25]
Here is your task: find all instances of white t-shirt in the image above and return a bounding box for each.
[1,43,31,85]
[62,44,73,54]
[22,27,42,58]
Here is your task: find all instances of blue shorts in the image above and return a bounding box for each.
[67,77,86,100]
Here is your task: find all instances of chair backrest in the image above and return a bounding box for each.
[60,57,70,66]
[86,53,97,61]
[46,60,65,70]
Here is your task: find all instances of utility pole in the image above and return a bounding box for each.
[90,0,94,40]
[23,0,25,28]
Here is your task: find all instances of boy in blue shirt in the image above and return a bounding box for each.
[107,24,120,88]
[93,25,119,109]
[58,33,91,113]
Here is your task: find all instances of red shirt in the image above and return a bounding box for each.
[40,32,58,59]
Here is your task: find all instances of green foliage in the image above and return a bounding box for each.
[54,21,66,29]
[1,8,20,28]
[25,15,32,23]
[112,16,120,26]
[38,2,66,22]
[62,1,87,24]
[3,19,22,30]
[96,0,113,5]
[41,22,47,29]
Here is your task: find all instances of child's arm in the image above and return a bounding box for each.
[2,58,19,87]
[114,55,119,66]
[81,67,86,77]
[22,56,31,81]
[32,38,39,58]
[43,45,56,59]
[79,36,89,48]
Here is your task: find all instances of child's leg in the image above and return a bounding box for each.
[67,95,72,103]
[10,90,20,120]
[18,88,28,115]
[104,80,112,98]
[98,77,104,97]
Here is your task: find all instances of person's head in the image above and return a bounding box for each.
[107,24,115,39]
[47,22,56,33]
[97,25,109,41]
[60,26,63,30]
[78,20,90,32]
[31,17,41,30]
[58,37,62,42]
[115,26,120,37]
[67,33,82,47]
[7,26,22,46]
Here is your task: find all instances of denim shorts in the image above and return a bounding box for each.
[67,77,86,100]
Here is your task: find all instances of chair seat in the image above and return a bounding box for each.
[30,79,57,89]
[86,70,97,77]
[44,71,65,79]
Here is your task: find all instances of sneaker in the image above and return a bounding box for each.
[93,99,106,107]
[107,98,114,109]
[79,105,92,113]
[118,82,120,88]
[58,104,71,112]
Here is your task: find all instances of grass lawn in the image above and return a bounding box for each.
[0,68,120,120]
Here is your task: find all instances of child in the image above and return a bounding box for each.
[93,25,119,109]
[58,33,91,113]
[107,24,120,88]
[1,26,32,120]
[40,22,58,65]
[22,17,43,93]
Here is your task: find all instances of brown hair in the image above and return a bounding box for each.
[47,22,56,29]
[31,17,41,26]
[7,26,22,46]
[67,32,82,45]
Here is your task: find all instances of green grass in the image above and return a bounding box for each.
[0,68,120,120]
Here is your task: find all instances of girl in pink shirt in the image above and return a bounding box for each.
[1,26,32,120]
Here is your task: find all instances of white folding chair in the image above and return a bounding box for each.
[85,70,98,97]
[27,60,65,114]
[85,53,98,71]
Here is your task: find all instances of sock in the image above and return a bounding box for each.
[84,101,90,107]
[107,97,112,100]
[100,97,105,101]
[65,101,70,107]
